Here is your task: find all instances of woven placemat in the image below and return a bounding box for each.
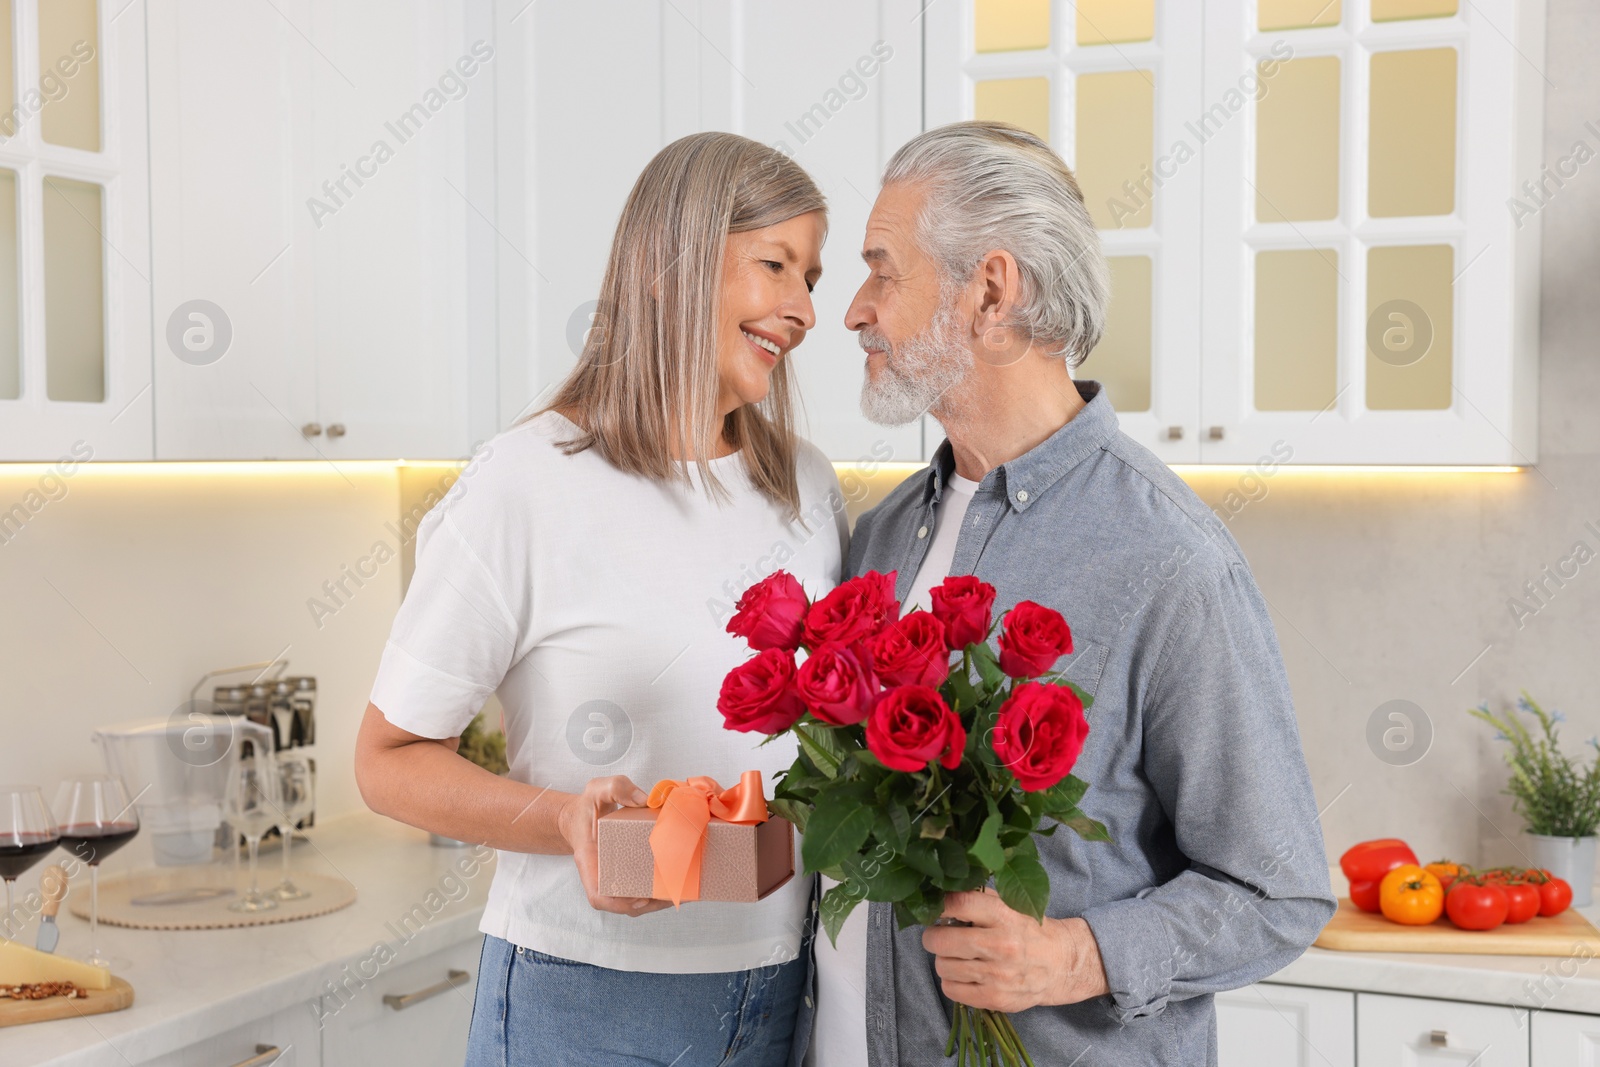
[67,870,356,930]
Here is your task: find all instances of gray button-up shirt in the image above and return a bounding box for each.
[794,381,1335,1067]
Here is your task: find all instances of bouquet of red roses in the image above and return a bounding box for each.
[719,569,1107,1067]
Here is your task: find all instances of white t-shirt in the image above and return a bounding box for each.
[370,411,848,974]
[807,471,978,1067]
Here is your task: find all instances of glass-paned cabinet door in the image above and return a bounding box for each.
[924,0,1205,462]
[1199,0,1542,464]
[0,0,151,459]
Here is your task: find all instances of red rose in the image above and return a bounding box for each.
[866,685,966,773]
[929,575,996,650]
[726,570,809,652]
[795,642,879,726]
[991,682,1089,792]
[867,612,950,688]
[997,600,1075,677]
[802,570,899,649]
[717,648,806,734]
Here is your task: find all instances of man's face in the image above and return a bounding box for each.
[846,182,973,426]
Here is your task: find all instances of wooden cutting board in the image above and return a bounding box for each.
[0,976,134,1028]
[1315,898,1600,956]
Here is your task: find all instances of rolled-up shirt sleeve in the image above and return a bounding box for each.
[1081,560,1337,1023]
[369,508,520,740]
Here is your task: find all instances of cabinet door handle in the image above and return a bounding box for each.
[383,968,470,1011]
[1163,426,1184,441]
[326,423,346,439]
[301,423,322,438]
[223,1045,282,1067]
[1429,1029,1450,1047]
[1207,426,1225,441]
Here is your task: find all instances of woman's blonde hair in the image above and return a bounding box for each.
[536,132,827,517]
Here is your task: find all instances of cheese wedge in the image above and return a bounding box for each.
[0,939,112,990]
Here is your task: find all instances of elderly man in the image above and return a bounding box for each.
[795,122,1335,1066]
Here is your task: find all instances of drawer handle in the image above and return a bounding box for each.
[1163,425,1184,441]
[383,968,470,1011]
[225,1045,282,1067]
[1429,1029,1450,1047]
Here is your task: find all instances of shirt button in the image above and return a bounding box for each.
[917,525,929,539]
[805,995,814,1008]
[1016,490,1030,502]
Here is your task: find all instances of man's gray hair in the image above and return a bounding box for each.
[882,121,1111,366]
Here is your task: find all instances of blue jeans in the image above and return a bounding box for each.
[465,935,806,1067]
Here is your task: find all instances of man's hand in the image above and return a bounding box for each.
[921,888,1110,1012]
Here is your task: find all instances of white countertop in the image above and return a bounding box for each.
[0,811,494,1067]
[1264,867,1600,1015]
[3,833,1597,1064]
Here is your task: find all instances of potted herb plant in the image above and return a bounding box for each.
[430,710,509,848]
[1469,692,1600,905]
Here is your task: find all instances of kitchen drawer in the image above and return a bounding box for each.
[1357,991,1528,1067]
[318,936,483,1067]
[135,1002,320,1067]
[1532,1008,1600,1064]
[1216,982,1354,1067]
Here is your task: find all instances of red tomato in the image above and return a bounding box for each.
[1341,839,1419,883]
[1446,883,1509,931]
[1342,840,1419,912]
[1349,879,1382,914]
[1537,877,1574,917]
[1503,883,1540,924]
[1424,861,1461,894]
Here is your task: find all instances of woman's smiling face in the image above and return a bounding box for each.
[716,211,825,418]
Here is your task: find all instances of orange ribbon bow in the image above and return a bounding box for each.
[646,770,769,907]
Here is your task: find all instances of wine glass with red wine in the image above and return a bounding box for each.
[53,775,140,968]
[0,786,59,941]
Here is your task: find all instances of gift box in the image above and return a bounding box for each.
[596,771,794,904]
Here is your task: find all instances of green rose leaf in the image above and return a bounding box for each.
[802,803,876,872]
[767,796,811,834]
[996,851,1050,922]
[935,836,970,883]
[968,799,1006,874]
[1039,775,1089,815]
[1057,678,1095,710]
[969,642,1005,690]
[794,724,846,780]
[877,803,912,853]
[854,858,922,902]
[820,879,866,947]
[902,838,943,879]
[1060,812,1111,842]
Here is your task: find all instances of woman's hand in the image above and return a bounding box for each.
[557,775,674,916]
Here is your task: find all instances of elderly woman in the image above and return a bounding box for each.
[355,132,845,1067]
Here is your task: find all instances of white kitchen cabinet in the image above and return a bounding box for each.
[147,0,495,460]
[1357,991,1529,1067]
[1196,0,1544,465]
[136,1000,321,1067]
[318,936,482,1067]
[1532,1008,1600,1065]
[495,0,927,463]
[925,0,1205,465]
[922,0,1545,466]
[0,0,154,460]
[1216,982,1354,1067]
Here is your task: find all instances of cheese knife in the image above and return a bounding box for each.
[36,864,67,953]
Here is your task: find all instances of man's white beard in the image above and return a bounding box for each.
[859,298,973,427]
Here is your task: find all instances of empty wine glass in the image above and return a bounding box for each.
[272,753,314,901]
[224,751,280,913]
[0,786,58,940]
[53,775,140,969]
